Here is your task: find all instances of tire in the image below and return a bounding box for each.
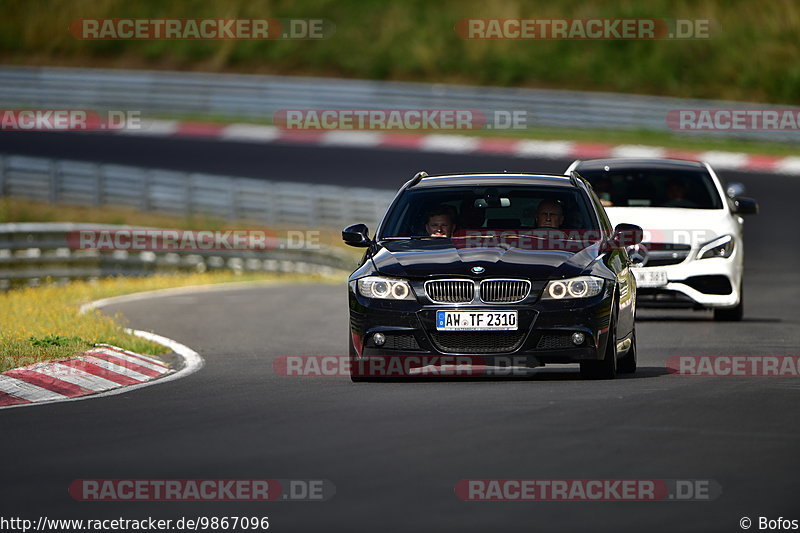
[581,311,618,380]
[618,330,637,374]
[714,283,743,321]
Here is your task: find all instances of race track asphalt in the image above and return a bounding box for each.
[1,132,798,532]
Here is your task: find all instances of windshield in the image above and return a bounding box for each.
[575,168,723,209]
[379,185,599,239]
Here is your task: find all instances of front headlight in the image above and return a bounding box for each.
[542,276,604,300]
[357,276,415,300]
[698,235,735,259]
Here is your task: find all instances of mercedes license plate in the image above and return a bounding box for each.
[632,268,668,288]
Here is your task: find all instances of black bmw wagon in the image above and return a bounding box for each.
[343,171,643,380]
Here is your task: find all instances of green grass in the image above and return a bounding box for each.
[0,271,344,373]
[2,0,800,105]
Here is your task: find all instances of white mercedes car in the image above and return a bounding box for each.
[565,158,758,321]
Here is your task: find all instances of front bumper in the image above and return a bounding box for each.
[348,283,615,369]
[634,255,741,309]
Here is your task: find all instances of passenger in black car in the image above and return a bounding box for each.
[535,199,565,229]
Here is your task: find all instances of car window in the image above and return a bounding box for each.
[379,185,599,238]
[586,186,614,236]
[576,168,723,209]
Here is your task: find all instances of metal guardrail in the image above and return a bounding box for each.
[0,66,797,143]
[0,222,356,289]
[0,151,383,288]
[0,153,395,230]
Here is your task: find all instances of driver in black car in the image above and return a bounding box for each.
[424,205,457,237]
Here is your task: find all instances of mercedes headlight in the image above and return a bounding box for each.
[357,276,415,300]
[542,276,604,300]
[698,235,734,259]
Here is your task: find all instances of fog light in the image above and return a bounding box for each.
[571,332,585,346]
[373,332,386,346]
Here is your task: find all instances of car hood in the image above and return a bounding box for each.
[370,239,602,280]
[605,207,736,246]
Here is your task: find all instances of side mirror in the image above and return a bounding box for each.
[726,182,746,199]
[612,223,644,247]
[732,196,759,215]
[342,224,371,247]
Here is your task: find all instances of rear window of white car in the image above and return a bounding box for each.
[576,168,723,209]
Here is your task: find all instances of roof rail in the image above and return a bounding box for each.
[569,171,586,187]
[405,170,428,189]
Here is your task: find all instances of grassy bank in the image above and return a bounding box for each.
[2,0,798,104]
[0,270,343,373]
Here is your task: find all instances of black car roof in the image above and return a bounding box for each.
[411,173,578,189]
[573,158,706,172]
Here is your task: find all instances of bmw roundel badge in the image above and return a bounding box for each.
[471,266,485,274]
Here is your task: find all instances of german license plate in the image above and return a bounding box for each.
[632,268,668,288]
[436,310,518,331]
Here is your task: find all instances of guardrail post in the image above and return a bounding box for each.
[0,154,5,196]
[49,159,58,203]
[229,179,239,220]
[94,162,103,206]
[185,173,193,217]
[142,169,151,212]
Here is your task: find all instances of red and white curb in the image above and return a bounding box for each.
[0,284,283,409]
[0,345,171,407]
[0,293,206,409]
[121,119,800,175]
